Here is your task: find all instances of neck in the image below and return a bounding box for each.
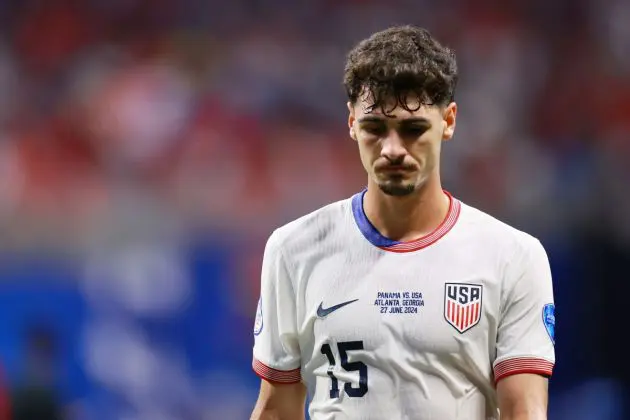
[363,175,449,242]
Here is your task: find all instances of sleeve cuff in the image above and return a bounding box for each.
[493,357,554,383]
[252,358,302,384]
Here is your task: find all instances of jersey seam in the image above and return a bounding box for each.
[273,232,302,369]
[499,237,532,317]
[275,234,298,302]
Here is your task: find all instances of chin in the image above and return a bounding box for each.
[377,182,416,197]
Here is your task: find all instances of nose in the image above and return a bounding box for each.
[380,131,407,163]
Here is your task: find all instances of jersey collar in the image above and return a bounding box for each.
[351,189,461,253]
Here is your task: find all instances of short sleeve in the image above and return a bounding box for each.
[252,231,302,384]
[493,236,555,383]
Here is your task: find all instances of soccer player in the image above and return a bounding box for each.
[250,25,555,420]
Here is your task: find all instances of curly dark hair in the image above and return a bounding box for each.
[343,25,458,114]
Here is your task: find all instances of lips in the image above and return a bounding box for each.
[379,165,412,171]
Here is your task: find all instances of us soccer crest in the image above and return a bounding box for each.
[444,283,483,333]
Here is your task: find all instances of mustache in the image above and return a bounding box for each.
[376,161,416,171]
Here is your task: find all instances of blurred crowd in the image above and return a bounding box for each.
[0,0,627,250]
[0,0,628,419]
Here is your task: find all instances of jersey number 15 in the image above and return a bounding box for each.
[320,341,368,398]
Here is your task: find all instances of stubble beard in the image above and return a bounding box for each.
[377,180,416,197]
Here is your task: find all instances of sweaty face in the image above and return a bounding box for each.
[349,95,456,197]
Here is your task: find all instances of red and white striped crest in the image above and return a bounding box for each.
[444,283,483,333]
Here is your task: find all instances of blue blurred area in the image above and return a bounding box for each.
[0,259,88,402]
[0,242,262,419]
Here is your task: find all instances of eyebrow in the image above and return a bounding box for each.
[357,116,430,124]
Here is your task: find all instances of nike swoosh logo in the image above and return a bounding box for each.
[317,299,359,318]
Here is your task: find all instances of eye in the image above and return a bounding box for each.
[401,126,427,137]
[362,124,386,136]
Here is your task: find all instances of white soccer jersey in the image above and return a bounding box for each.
[252,190,555,420]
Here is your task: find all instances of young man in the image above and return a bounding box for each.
[250,25,555,420]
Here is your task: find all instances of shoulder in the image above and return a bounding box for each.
[266,197,352,256]
[455,201,551,290]
[456,201,545,259]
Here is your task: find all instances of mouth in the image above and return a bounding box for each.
[379,166,412,172]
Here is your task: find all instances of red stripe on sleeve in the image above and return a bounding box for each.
[253,358,302,384]
[494,357,554,383]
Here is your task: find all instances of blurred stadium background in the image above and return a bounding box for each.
[0,0,627,419]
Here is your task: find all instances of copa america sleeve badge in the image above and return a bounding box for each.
[254,297,264,336]
[543,303,555,345]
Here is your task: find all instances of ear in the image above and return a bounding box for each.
[347,102,357,141]
[442,102,457,141]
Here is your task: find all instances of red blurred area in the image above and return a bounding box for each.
[0,0,626,278]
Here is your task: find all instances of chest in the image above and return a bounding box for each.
[298,249,501,355]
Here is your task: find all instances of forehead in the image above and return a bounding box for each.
[353,93,440,120]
